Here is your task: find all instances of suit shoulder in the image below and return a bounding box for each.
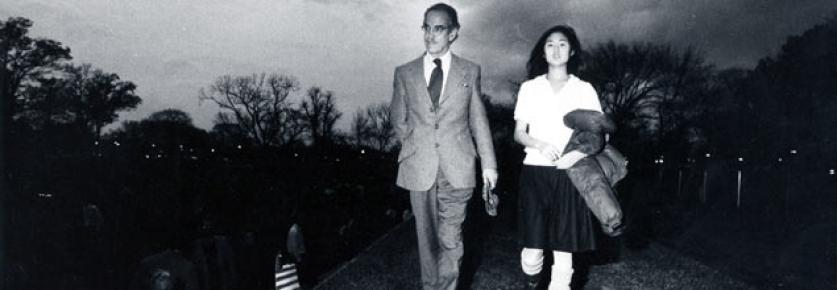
[395,63,409,72]
[456,56,480,71]
[396,56,423,71]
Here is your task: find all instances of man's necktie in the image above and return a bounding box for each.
[428,58,443,107]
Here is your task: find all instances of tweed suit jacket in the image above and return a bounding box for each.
[390,53,498,191]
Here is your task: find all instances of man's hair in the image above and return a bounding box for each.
[526,25,583,79]
[424,3,460,29]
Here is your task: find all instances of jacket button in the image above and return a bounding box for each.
[435,143,439,148]
[435,124,439,129]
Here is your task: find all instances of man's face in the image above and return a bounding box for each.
[423,10,457,57]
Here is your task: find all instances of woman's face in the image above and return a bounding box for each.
[544,32,573,67]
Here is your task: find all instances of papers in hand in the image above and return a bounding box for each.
[482,182,499,217]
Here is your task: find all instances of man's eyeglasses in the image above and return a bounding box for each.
[421,24,451,34]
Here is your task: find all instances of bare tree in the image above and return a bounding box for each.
[351,102,393,152]
[300,86,342,147]
[350,109,370,148]
[584,42,669,134]
[583,42,715,156]
[199,73,301,147]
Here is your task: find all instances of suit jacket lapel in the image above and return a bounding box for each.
[406,57,433,109]
[440,54,465,106]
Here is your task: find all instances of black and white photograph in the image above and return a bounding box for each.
[1,1,835,289]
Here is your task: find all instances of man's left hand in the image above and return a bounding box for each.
[482,168,499,190]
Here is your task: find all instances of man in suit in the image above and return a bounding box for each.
[389,3,498,289]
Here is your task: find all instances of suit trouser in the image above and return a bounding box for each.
[410,169,473,290]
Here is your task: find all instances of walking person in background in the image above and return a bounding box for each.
[513,25,603,290]
[389,3,498,289]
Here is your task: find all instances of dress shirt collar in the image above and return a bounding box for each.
[423,50,452,79]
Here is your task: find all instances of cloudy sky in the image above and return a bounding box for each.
[2,0,835,130]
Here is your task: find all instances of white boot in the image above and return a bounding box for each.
[548,251,573,290]
[548,267,573,290]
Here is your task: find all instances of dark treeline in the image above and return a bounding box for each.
[1,16,406,289]
[2,14,836,289]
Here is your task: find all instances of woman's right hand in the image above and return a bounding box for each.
[536,142,561,161]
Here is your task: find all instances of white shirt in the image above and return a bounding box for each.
[423,50,452,95]
[514,74,603,166]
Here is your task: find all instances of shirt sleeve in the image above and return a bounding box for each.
[579,82,604,113]
[513,82,533,122]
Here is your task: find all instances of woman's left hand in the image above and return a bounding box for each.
[554,150,587,169]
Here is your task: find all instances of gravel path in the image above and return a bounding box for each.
[314,200,756,290]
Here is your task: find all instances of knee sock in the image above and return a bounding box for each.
[521,248,544,287]
[548,251,573,290]
[520,248,544,275]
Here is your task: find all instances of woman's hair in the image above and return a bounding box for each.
[526,25,583,79]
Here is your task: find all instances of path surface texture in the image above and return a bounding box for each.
[314,195,757,290]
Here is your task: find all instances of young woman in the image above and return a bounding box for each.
[513,25,603,290]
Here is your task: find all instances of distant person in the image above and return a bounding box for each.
[389,3,498,289]
[133,249,198,290]
[191,216,238,290]
[513,25,603,290]
[286,222,306,263]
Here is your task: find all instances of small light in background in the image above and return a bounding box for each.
[705,153,711,158]
[94,141,99,146]
[790,149,797,154]
[211,148,215,153]
[830,169,835,175]
[113,141,121,147]
[145,154,150,159]
[738,157,743,162]
[151,143,157,148]
[778,158,783,162]
[361,149,365,154]
[237,145,242,150]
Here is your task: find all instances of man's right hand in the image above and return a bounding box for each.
[482,168,499,190]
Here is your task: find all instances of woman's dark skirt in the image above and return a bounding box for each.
[518,165,596,252]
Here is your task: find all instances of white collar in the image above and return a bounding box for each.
[424,50,452,72]
[535,73,577,84]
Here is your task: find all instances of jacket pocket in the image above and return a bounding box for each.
[457,134,477,157]
[398,142,417,162]
[398,128,417,162]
